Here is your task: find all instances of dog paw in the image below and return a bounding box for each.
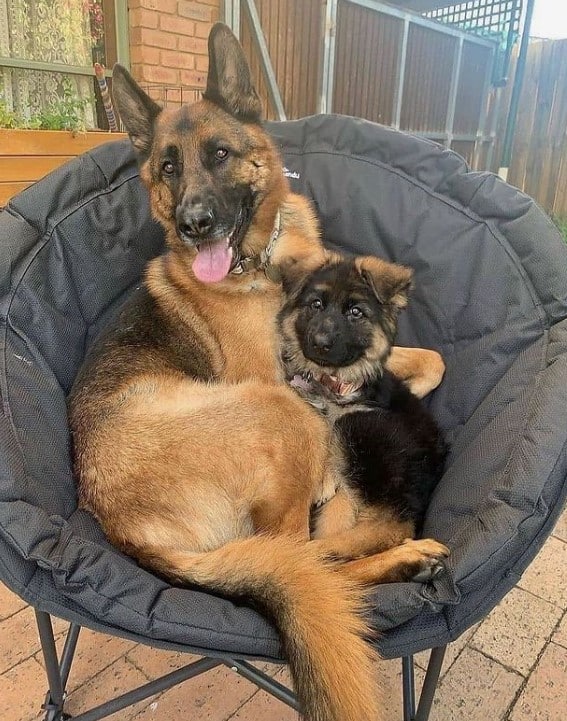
[397,538,449,583]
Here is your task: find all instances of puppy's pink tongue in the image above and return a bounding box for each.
[192,239,233,283]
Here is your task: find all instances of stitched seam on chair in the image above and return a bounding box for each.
[0,173,142,478]
[63,535,282,643]
[0,523,279,643]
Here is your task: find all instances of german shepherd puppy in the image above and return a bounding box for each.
[69,23,448,721]
[279,253,448,568]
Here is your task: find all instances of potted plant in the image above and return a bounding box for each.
[0,80,125,207]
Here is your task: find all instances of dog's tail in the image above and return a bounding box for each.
[137,535,382,721]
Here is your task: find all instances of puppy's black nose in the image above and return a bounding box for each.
[177,207,214,238]
[312,332,333,353]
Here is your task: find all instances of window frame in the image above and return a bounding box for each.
[0,0,130,84]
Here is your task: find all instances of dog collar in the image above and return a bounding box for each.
[231,210,282,278]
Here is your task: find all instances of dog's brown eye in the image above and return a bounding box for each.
[162,161,175,175]
[350,306,364,319]
[311,298,323,311]
[215,148,229,161]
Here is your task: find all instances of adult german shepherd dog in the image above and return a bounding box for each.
[279,252,448,567]
[69,23,448,721]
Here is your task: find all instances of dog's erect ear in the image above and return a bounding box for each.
[112,64,161,155]
[203,23,262,122]
[356,256,413,309]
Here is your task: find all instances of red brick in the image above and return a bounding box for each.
[129,7,158,29]
[194,20,211,38]
[140,0,177,11]
[195,55,209,72]
[0,656,49,721]
[0,583,27,621]
[181,69,207,88]
[34,628,138,694]
[65,658,151,720]
[178,35,208,55]
[161,50,195,70]
[163,88,183,108]
[147,86,168,104]
[129,663,260,720]
[160,14,195,36]
[136,27,178,50]
[178,1,212,22]
[129,45,161,66]
[129,63,144,83]
[510,643,567,721]
[140,65,180,86]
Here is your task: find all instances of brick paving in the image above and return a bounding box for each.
[1,505,565,721]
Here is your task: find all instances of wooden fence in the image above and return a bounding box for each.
[239,0,497,164]
[494,39,567,218]
[240,2,567,219]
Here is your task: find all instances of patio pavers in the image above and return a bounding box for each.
[1,505,565,721]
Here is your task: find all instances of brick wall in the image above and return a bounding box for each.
[128,0,220,97]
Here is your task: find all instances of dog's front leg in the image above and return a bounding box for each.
[387,347,445,398]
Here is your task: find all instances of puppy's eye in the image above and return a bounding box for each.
[349,306,364,319]
[215,148,229,161]
[162,161,175,175]
[310,298,323,311]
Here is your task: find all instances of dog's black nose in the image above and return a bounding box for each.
[312,332,333,353]
[177,207,214,238]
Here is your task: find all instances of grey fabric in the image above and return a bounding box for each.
[0,114,566,662]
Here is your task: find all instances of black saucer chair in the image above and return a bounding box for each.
[1,114,566,721]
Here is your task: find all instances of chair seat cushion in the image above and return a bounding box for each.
[1,114,566,659]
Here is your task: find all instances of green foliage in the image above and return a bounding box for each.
[0,80,89,131]
[554,217,567,244]
[0,98,21,128]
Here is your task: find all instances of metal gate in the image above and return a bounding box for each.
[224,0,499,169]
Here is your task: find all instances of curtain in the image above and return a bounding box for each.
[0,0,99,128]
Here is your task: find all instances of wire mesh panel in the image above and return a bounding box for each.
[425,0,522,81]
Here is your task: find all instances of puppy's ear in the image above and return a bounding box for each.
[203,23,262,122]
[112,64,161,156]
[355,255,413,309]
[278,254,318,296]
[278,248,333,297]
[276,245,330,295]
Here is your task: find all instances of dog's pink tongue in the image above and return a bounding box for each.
[192,239,232,283]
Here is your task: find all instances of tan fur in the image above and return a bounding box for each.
[343,539,450,585]
[312,496,415,557]
[309,484,447,585]
[386,347,446,399]
[71,23,447,721]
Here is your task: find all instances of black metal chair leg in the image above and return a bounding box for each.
[59,623,81,692]
[414,645,446,721]
[33,609,447,721]
[35,610,73,721]
[402,655,416,721]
